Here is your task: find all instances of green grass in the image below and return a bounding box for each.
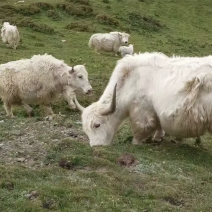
[1,0,212,211]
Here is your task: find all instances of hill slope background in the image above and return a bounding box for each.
[0,0,212,211]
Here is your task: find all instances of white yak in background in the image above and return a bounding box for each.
[1,22,20,49]
[88,31,130,55]
[119,44,134,57]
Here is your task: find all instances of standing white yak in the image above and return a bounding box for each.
[0,54,92,117]
[88,31,130,55]
[75,52,212,146]
[119,44,134,57]
[1,22,20,49]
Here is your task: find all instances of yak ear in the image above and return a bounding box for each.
[69,67,75,74]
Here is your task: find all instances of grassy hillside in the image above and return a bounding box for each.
[1,0,212,211]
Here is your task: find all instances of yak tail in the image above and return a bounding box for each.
[88,34,95,49]
[180,73,212,110]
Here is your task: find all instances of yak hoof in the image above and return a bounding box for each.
[28,110,35,117]
[132,138,140,145]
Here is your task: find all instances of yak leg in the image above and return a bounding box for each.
[42,105,54,115]
[195,136,201,145]
[152,128,165,142]
[22,103,34,117]
[132,130,154,145]
[62,87,76,109]
[131,118,157,145]
[3,101,14,117]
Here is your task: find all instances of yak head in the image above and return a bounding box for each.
[75,84,118,146]
[118,32,130,45]
[65,64,92,94]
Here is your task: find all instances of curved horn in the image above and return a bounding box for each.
[69,67,75,74]
[74,96,85,112]
[101,83,117,116]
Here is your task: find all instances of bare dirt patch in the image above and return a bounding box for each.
[0,115,88,169]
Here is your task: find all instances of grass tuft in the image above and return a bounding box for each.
[32,2,54,10]
[65,21,94,32]
[96,14,119,26]
[16,5,41,16]
[128,12,164,32]
[46,9,61,20]
[65,0,90,5]
[56,3,93,17]
[17,17,54,34]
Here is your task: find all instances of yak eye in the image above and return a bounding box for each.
[94,123,100,128]
[78,75,83,79]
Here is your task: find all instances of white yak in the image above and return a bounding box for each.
[75,52,212,146]
[1,22,20,49]
[88,31,130,55]
[119,44,134,57]
[0,54,92,117]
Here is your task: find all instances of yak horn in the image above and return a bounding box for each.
[101,83,117,116]
[74,96,85,112]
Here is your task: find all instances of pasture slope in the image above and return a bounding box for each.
[0,0,212,211]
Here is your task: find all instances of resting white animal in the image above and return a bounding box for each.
[0,54,92,117]
[119,44,134,57]
[1,22,20,49]
[75,52,212,146]
[88,31,130,54]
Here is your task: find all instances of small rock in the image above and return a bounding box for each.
[61,40,66,42]
[59,159,73,170]
[17,157,25,162]
[31,191,39,198]
[0,120,5,124]
[42,199,55,209]
[25,190,39,200]
[45,116,53,121]
[117,153,136,167]
[11,130,23,136]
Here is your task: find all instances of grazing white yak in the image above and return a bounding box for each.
[119,44,134,57]
[0,54,92,117]
[1,22,20,49]
[75,52,212,146]
[88,31,130,55]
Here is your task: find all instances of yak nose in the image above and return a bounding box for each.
[86,89,92,94]
[125,41,128,44]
